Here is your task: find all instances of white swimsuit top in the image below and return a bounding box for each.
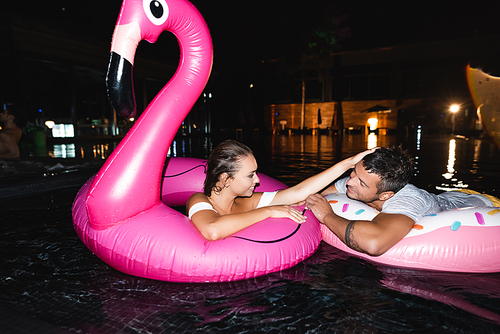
[188,191,278,219]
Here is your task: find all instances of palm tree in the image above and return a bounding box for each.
[263,2,350,132]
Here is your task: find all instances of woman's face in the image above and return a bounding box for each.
[226,154,260,197]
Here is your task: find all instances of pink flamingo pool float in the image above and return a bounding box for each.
[73,0,499,280]
[72,0,321,282]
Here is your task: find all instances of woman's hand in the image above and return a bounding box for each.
[347,147,378,168]
[267,205,306,224]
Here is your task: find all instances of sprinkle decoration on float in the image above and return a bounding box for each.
[321,193,500,273]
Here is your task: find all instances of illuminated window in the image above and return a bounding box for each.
[52,124,75,138]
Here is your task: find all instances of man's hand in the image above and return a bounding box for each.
[304,193,335,224]
[306,193,415,256]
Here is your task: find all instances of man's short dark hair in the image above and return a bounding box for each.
[362,146,414,194]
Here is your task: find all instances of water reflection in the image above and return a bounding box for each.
[443,139,456,180]
[367,132,378,149]
[436,138,468,191]
[254,132,499,198]
[3,132,500,333]
[26,131,500,198]
[167,137,213,157]
[49,144,76,159]
[45,142,114,160]
[92,144,109,159]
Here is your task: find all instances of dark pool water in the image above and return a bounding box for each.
[1,131,500,333]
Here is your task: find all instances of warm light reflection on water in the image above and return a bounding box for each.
[367,133,378,149]
[92,144,109,159]
[443,139,456,180]
[46,142,116,160]
[255,132,499,197]
[39,130,500,197]
[436,139,469,192]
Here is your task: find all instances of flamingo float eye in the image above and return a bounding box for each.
[143,0,169,25]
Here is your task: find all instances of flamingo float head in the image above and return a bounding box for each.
[107,0,181,118]
[87,0,213,229]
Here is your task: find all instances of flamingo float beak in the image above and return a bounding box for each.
[107,51,136,118]
[106,18,144,119]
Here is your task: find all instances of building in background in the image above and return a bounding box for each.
[261,36,500,135]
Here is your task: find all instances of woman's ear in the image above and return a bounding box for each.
[219,173,231,188]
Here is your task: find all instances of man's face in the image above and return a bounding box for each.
[345,162,382,204]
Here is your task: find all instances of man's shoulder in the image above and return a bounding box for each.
[386,183,437,209]
[394,183,430,197]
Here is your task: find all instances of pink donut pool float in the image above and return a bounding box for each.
[321,193,500,273]
[71,0,321,283]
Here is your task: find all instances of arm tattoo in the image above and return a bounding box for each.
[345,221,362,252]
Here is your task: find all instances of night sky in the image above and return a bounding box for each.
[3,0,500,111]
[4,1,500,57]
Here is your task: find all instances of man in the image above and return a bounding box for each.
[305,147,496,256]
[0,108,22,159]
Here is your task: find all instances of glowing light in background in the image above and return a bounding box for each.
[52,124,74,138]
[367,118,378,131]
[45,120,55,129]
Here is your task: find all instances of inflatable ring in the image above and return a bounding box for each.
[72,0,321,283]
[321,193,500,272]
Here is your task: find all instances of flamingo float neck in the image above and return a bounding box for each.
[86,0,213,229]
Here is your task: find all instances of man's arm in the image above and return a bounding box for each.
[305,194,414,256]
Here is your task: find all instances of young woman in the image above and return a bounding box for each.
[187,139,374,240]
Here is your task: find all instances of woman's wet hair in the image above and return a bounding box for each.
[204,139,254,196]
[362,146,414,194]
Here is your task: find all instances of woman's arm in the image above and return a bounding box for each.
[271,148,376,205]
[187,193,306,241]
[320,183,339,196]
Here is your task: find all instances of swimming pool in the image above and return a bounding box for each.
[1,132,499,333]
